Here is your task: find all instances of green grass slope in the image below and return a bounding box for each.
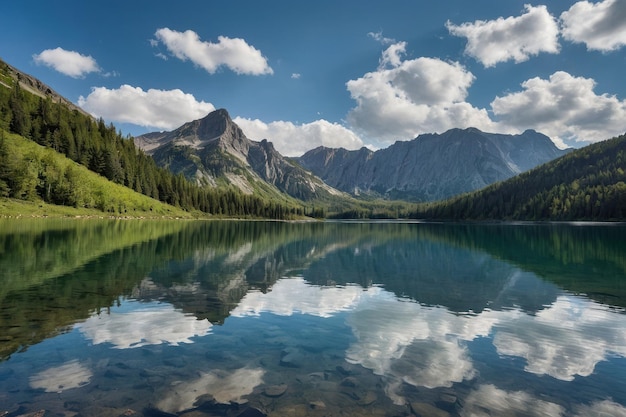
[0,130,193,218]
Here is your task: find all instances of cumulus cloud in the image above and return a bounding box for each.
[234,116,365,157]
[33,47,100,78]
[491,71,626,145]
[78,84,215,130]
[346,43,495,145]
[561,0,626,52]
[153,28,273,75]
[446,5,560,67]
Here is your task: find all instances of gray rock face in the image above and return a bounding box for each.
[135,109,340,201]
[297,127,570,201]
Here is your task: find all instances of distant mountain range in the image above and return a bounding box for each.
[297,128,570,201]
[138,109,570,203]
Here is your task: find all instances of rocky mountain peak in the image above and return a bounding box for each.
[135,109,340,200]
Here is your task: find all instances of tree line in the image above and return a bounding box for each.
[411,133,626,221]
[0,68,303,219]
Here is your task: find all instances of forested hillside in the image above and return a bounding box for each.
[0,60,304,219]
[412,133,626,221]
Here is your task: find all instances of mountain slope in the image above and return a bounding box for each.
[136,109,342,201]
[298,128,569,201]
[412,133,626,221]
[0,58,306,219]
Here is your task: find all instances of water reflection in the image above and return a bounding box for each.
[231,278,368,318]
[156,367,265,413]
[492,295,626,381]
[77,300,212,349]
[0,220,625,416]
[29,359,92,393]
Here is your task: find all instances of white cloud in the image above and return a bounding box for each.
[346,44,495,145]
[379,41,407,69]
[491,71,626,145]
[77,301,212,348]
[291,72,301,79]
[561,0,626,52]
[78,84,215,130]
[234,116,365,157]
[33,47,100,78]
[153,28,273,75]
[368,30,396,45]
[446,5,560,67]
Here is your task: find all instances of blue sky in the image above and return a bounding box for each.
[1,0,626,155]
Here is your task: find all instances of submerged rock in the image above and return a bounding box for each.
[309,401,326,409]
[410,401,450,417]
[236,407,266,417]
[340,376,358,387]
[358,391,378,406]
[263,384,288,397]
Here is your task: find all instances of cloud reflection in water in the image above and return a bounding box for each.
[229,276,626,407]
[29,359,92,393]
[156,367,265,413]
[492,295,626,381]
[231,277,370,318]
[77,301,212,348]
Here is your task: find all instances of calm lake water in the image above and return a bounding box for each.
[1,219,626,417]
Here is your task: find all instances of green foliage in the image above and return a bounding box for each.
[411,134,626,221]
[0,64,304,220]
[0,131,189,216]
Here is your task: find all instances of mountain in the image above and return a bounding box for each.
[135,109,342,201]
[297,128,570,202]
[0,58,307,219]
[411,133,626,221]
[0,58,89,117]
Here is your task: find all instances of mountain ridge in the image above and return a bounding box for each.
[298,127,570,201]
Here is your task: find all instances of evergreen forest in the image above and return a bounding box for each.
[411,133,626,221]
[0,64,304,219]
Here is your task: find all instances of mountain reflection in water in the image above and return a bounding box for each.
[0,219,625,417]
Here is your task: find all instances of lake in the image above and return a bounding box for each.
[1,219,625,417]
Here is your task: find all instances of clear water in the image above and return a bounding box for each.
[1,219,625,417]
